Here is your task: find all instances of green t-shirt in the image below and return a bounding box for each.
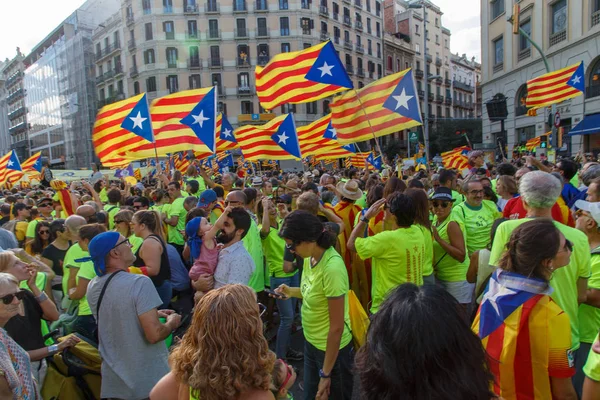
[76,258,97,316]
[99,187,108,204]
[301,247,353,351]
[130,234,144,254]
[261,225,296,278]
[451,200,501,255]
[452,190,464,207]
[579,252,600,344]
[432,216,469,282]
[166,198,186,245]
[584,334,600,381]
[355,192,368,209]
[417,225,434,277]
[355,225,425,313]
[489,218,591,350]
[62,243,87,297]
[26,219,41,239]
[244,218,265,292]
[104,204,120,230]
[187,176,206,193]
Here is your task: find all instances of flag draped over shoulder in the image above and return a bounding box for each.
[256,41,353,110]
[331,68,423,144]
[297,114,356,159]
[234,114,301,161]
[441,146,470,171]
[526,62,585,109]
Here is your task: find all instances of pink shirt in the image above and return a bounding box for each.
[189,239,220,281]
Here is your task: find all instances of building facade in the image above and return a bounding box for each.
[0,62,11,156]
[1,50,28,161]
[23,0,120,168]
[450,53,480,119]
[480,0,600,155]
[93,0,384,128]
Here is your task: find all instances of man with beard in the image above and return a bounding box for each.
[193,206,255,291]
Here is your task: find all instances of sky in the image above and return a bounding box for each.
[0,0,481,63]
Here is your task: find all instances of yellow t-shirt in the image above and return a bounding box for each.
[104,204,120,230]
[75,258,97,316]
[432,216,469,282]
[355,225,426,313]
[417,224,433,278]
[166,198,186,245]
[301,247,353,351]
[129,234,144,254]
[14,220,28,243]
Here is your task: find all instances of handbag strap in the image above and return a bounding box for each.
[96,270,123,331]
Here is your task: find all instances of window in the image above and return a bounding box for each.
[146,77,157,92]
[344,30,350,41]
[306,102,317,114]
[258,17,268,36]
[551,0,567,34]
[519,19,531,51]
[490,0,504,20]
[241,101,254,114]
[114,31,120,46]
[209,46,220,66]
[133,81,140,94]
[281,42,291,52]
[435,34,439,44]
[444,39,448,48]
[301,18,312,34]
[281,103,296,113]
[164,21,175,39]
[375,0,380,16]
[303,42,311,49]
[493,36,503,65]
[435,17,439,27]
[367,17,371,34]
[143,0,151,14]
[334,26,340,38]
[415,24,419,34]
[387,56,392,70]
[367,39,372,55]
[323,100,330,114]
[144,49,155,64]
[99,88,105,101]
[377,63,382,78]
[376,21,380,37]
[166,47,178,67]
[189,46,200,64]
[163,0,173,13]
[279,0,288,9]
[212,73,222,90]
[189,74,201,89]
[188,20,198,38]
[236,18,247,37]
[238,72,250,90]
[376,42,381,58]
[366,0,370,11]
[218,101,227,115]
[132,54,137,68]
[145,23,153,40]
[208,19,219,38]
[415,43,420,54]
[356,34,362,46]
[280,17,290,36]
[166,75,179,93]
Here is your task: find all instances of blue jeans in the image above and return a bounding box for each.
[574,342,589,398]
[155,280,173,310]
[271,273,300,359]
[304,340,354,400]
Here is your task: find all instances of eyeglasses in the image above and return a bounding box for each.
[431,201,450,209]
[39,230,50,235]
[1,290,26,305]
[111,238,131,251]
[277,359,294,392]
[285,241,299,252]
[468,190,484,195]
[38,203,52,208]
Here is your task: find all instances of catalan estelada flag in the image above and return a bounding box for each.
[526,62,585,109]
[235,114,302,161]
[525,132,551,152]
[472,270,575,398]
[256,41,353,110]
[0,150,23,185]
[344,153,374,170]
[331,68,423,144]
[297,114,356,159]
[441,146,470,171]
[174,152,192,173]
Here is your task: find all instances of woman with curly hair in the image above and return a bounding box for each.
[150,284,275,400]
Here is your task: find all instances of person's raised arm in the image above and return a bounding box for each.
[347,198,385,252]
[260,198,271,236]
[81,180,103,209]
[319,203,344,234]
[198,164,216,188]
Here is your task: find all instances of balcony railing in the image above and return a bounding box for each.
[334,36,340,45]
[186,30,199,39]
[418,90,425,98]
[237,86,253,96]
[593,9,600,27]
[453,80,475,92]
[163,5,173,13]
[586,85,600,99]
[435,76,443,84]
[8,121,27,135]
[208,57,223,68]
[114,64,124,76]
[435,57,442,66]
[184,4,199,14]
[5,72,23,89]
[319,5,329,17]
[188,57,202,69]
[355,20,363,31]
[205,2,219,13]
[344,40,353,50]
[425,54,432,63]
[428,92,434,101]
[257,55,270,66]
[515,105,528,117]
[415,69,424,79]
[235,28,248,38]
[332,12,338,20]
[302,29,312,35]
[129,66,138,78]
[237,57,251,67]
[206,28,221,40]
[343,16,352,26]
[128,39,136,50]
[357,67,365,77]
[355,44,364,54]
[167,61,178,68]
[445,96,452,105]
[444,78,451,86]
[233,1,247,12]
[7,106,26,120]
[435,95,444,103]
[320,31,329,41]
[549,29,566,47]
[345,64,354,74]
[256,27,269,37]
[95,42,121,61]
[126,14,134,25]
[255,0,268,11]
[95,74,105,85]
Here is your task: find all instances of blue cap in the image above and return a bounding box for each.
[198,189,217,208]
[80,231,121,276]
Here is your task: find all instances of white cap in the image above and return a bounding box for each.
[575,200,600,224]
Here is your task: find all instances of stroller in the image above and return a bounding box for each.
[41,334,102,400]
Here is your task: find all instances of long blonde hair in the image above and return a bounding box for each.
[170,284,275,399]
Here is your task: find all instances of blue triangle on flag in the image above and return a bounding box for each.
[366,152,375,166]
[304,41,354,89]
[220,113,236,143]
[566,61,585,92]
[342,143,357,153]
[120,93,154,142]
[373,155,382,169]
[7,151,21,171]
[180,88,217,153]
[271,114,302,158]
[323,121,338,140]
[382,69,422,124]
[32,157,42,173]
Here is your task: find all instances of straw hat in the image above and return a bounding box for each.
[336,180,363,200]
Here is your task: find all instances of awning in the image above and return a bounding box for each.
[568,113,600,136]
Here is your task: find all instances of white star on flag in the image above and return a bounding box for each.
[486,280,517,316]
[130,111,147,129]
[7,161,13,167]
[222,128,232,138]
[192,111,210,128]
[317,62,335,77]
[277,132,289,145]
[392,89,413,111]
[571,75,582,85]
[328,127,337,138]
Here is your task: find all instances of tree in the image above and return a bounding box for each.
[427,118,482,155]
[382,138,406,161]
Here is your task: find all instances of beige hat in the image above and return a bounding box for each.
[336,180,363,200]
[312,169,320,176]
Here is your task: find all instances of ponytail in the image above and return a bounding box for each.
[134,210,166,240]
[316,226,337,250]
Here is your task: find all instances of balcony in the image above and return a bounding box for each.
[493,63,503,73]
[357,67,365,77]
[5,72,23,89]
[7,106,26,120]
[344,40,353,50]
[319,5,329,17]
[593,9,600,27]
[333,12,338,20]
[163,5,173,13]
[435,57,442,66]
[343,16,352,26]
[435,76,443,84]
[126,14,134,26]
[186,30,199,39]
[103,70,115,82]
[415,69,424,78]
[233,1,247,12]
[237,86,253,96]
[128,39,136,51]
[355,20,363,31]
[377,51,381,59]
[205,2,219,12]
[354,0,361,7]
[355,44,364,54]
[428,92,434,101]
[208,57,223,68]
[418,90,425,98]
[95,74,105,85]
[257,55,270,66]
[8,121,27,135]
[256,27,269,38]
[217,86,227,97]
[453,80,475,92]
[114,64,124,77]
[129,66,139,78]
[184,4,199,14]
[95,42,121,62]
[435,95,444,103]
[444,78,451,86]
[345,64,354,75]
[237,57,251,68]
[587,85,600,99]
[235,28,248,38]
[425,54,432,63]
[445,96,452,105]
[188,57,202,69]
[333,36,340,45]
[320,31,329,41]
[549,29,566,47]
[206,28,221,40]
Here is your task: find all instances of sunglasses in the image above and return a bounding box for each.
[432,201,451,209]
[111,238,131,251]
[277,359,294,392]
[285,241,299,252]
[1,290,26,305]
[39,230,50,235]
[38,203,52,208]
[469,190,484,195]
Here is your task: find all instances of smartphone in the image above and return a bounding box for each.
[265,289,286,299]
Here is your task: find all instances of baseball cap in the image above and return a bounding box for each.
[430,187,454,202]
[575,200,600,225]
[75,231,121,276]
[198,189,217,208]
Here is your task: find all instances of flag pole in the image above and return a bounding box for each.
[355,90,385,158]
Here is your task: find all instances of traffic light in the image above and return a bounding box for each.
[512,4,520,35]
[540,135,548,148]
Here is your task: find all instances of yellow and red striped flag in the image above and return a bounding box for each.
[234,114,301,161]
[441,146,471,171]
[297,114,356,160]
[331,68,423,144]
[345,153,375,170]
[174,152,191,173]
[0,150,23,185]
[134,168,142,181]
[21,152,42,173]
[256,41,353,110]
[525,132,551,152]
[526,62,585,109]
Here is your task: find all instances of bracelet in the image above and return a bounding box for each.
[47,344,59,355]
[360,217,370,224]
[35,292,49,303]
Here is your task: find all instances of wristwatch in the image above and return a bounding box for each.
[47,344,59,355]
[360,217,370,224]
[319,369,331,379]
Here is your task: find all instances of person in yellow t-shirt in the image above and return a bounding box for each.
[10,203,30,247]
[348,192,426,314]
[274,211,353,400]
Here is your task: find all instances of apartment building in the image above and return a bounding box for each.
[0,61,11,156]
[1,50,28,161]
[480,0,600,155]
[93,0,384,127]
[450,53,481,119]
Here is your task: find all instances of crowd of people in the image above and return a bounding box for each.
[3,150,600,399]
